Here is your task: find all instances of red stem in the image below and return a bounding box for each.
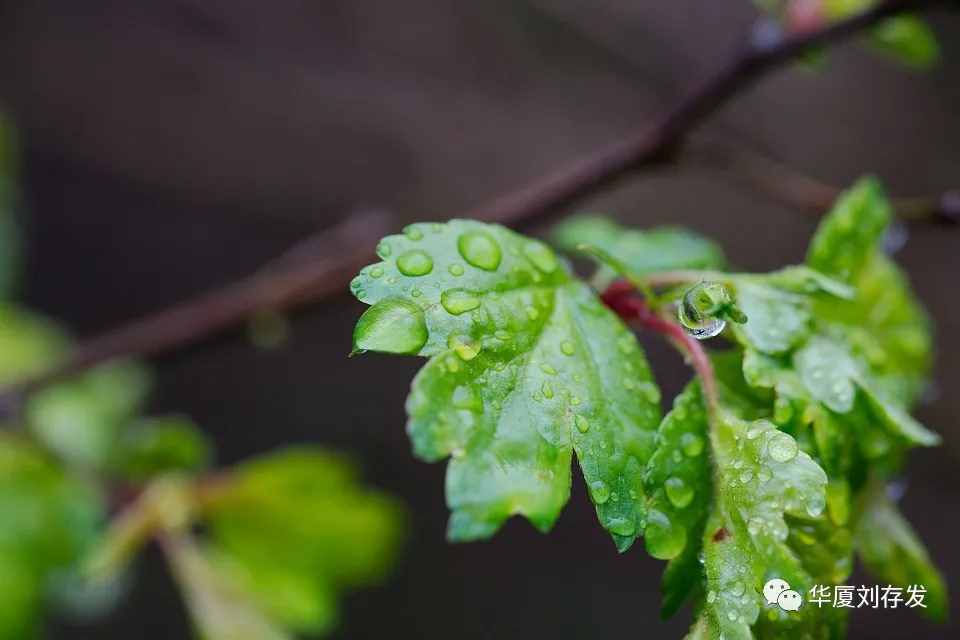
[601,280,718,409]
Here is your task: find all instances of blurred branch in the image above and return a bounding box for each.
[0,209,393,408]
[687,140,960,224]
[466,0,947,227]
[0,0,945,406]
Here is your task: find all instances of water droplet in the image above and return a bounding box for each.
[706,590,717,604]
[591,480,611,504]
[452,385,482,412]
[410,287,422,297]
[730,582,745,597]
[569,395,581,406]
[746,427,763,440]
[681,433,704,457]
[448,263,465,276]
[677,282,728,340]
[607,517,635,537]
[370,266,384,278]
[353,298,428,355]
[560,340,575,356]
[575,415,590,433]
[757,468,772,483]
[806,494,826,518]
[727,611,739,622]
[448,334,481,361]
[540,364,557,375]
[739,469,754,484]
[494,330,511,341]
[767,431,798,462]
[638,382,661,404]
[525,306,540,321]
[441,289,481,315]
[645,509,687,559]
[541,381,554,399]
[457,230,502,271]
[397,249,434,276]
[376,240,392,258]
[523,241,558,273]
[403,225,424,241]
[665,476,694,508]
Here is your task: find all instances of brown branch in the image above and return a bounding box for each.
[687,140,960,224]
[0,0,944,406]
[466,0,946,227]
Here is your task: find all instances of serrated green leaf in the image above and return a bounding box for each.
[645,383,711,615]
[794,335,859,414]
[109,415,212,483]
[0,550,41,640]
[202,447,404,634]
[856,485,947,621]
[699,414,828,640]
[352,220,661,549]
[731,282,811,355]
[550,215,725,285]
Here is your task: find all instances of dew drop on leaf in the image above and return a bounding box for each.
[370,266,384,278]
[448,334,481,361]
[457,230,502,271]
[767,431,798,462]
[403,225,424,241]
[677,281,728,340]
[680,433,704,457]
[664,476,694,508]
[541,381,554,399]
[396,249,434,276]
[575,415,590,433]
[448,263,465,276]
[452,385,482,412]
[353,298,427,355]
[441,289,481,315]
[591,480,611,504]
[560,340,575,356]
[607,517,636,537]
[645,509,687,559]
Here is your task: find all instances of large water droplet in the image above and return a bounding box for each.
[607,517,635,537]
[681,433,704,457]
[523,241,558,273]
[677,282,728,340]
[353,298,427,355]
[591,480,611,504]
[397,249,434,276]
[441,289,481,315]
[767,431,798,462]
[575,415,590,433]
[665,476,694,508]
[448,334,481,361]
[457,230,502,271]
[645,509,687,559]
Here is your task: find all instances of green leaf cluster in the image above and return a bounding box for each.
[351,177,945,639]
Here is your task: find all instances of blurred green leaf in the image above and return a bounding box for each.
[0,306,67,388]
[856,485,947,621]
[109,415,211,483]
[869,15,939,67]
[0,435,105,637]
[351,220,661,549]
[26,360,151,470]
[201,447,405,635]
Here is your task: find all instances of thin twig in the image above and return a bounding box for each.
[0,0,944,403]
[466,0,945,227]
[688,140,960,224]
[4,209,393,402]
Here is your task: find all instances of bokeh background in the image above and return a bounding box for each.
[1,1,958,638]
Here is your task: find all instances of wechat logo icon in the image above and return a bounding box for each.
[763,578,803,612]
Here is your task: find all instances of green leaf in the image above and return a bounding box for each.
[0,435,105,636]
[699,414,828,640]
[550,215,725,284]
[856,485,947,621]
[645,383,711,615]
[0,305,67,388]
[202,447,404,635]
[109,415,212,482]
[164,534,292,640]
[352,220,662,549]
[731,282,811,355]
[869,15,939,68]
[26,360,152,470]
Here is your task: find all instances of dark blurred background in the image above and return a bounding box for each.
[1,1,958,638]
